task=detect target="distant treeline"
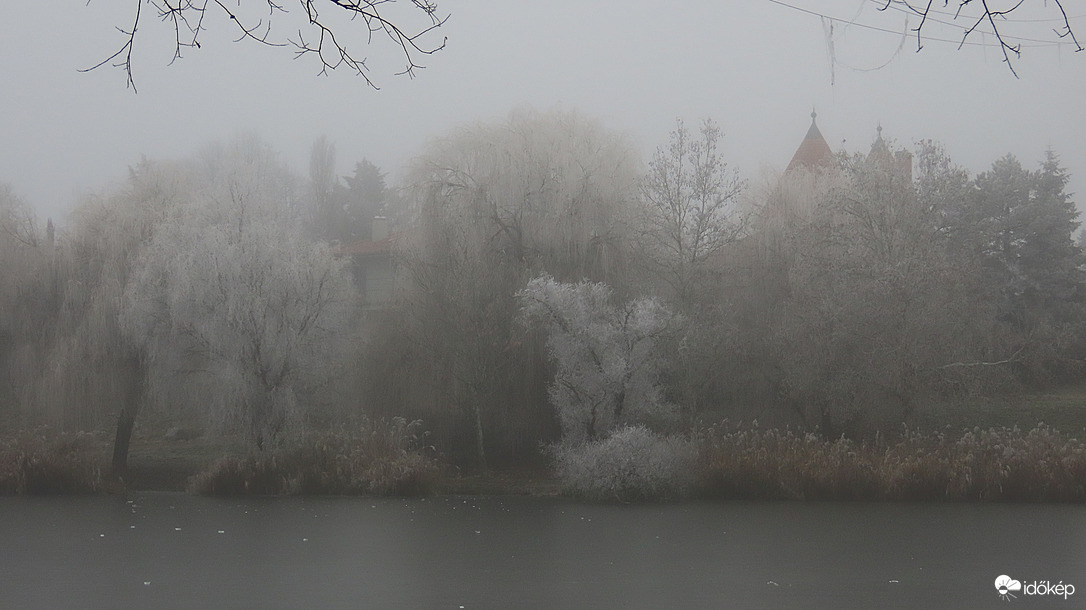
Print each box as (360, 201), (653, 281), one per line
(1, 108), (1083, 469)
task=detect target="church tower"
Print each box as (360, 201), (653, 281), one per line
(786, 111), (835, 173)
(865, 124), (912, 182)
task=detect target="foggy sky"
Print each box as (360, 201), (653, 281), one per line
(2, 1), (1084, 223)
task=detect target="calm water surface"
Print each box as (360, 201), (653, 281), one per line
(1, 493), (1083, 608)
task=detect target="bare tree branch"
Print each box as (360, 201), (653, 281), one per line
(1051, 0), (1083, 50)
(879, 0), (1082, 77)
(85, 0), (447, 91)
(81, 0), (144, 92)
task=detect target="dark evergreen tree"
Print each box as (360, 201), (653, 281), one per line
(970, 153), (1084, 327)
(967, 152), (1086, 383)
(1027, 151), (1086, 315)
(340, 159), (389, 242)
(306, 146), (389, 244)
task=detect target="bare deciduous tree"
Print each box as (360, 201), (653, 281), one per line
(0, 186), (48, 423)
(22, 159), (193, 472)
(640, 118), (745, 306)
(0, 186), (41, 249)
(410, 107), (641, 284)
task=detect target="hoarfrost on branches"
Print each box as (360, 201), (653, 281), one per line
(518, 274), (678, 444)
(120, 138), (357, 448)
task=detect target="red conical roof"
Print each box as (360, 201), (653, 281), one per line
(787, 111), (835, 172)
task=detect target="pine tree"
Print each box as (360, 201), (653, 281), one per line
(971, 153), (1084, 327)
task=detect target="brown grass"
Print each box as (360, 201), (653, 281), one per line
(187, 418), (440, 496)
(696, 423), (1086, 502)
(0, 428), (104, 494)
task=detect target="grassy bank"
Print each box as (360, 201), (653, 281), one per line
(1, 395), (1085, 501)
(911, 385), (1086, 435)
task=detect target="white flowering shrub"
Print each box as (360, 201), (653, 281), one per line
(552, 425), (696, 501)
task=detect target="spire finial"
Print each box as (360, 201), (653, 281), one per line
(876, 123), (883, 138)
(811, 108), (817, 124)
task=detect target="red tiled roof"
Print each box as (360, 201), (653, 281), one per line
(335, 235), (396, 256)
(786, 112), (835, 172)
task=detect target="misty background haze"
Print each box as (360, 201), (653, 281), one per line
(5, 8), (1086, 609)
(2, 1), (1084, 223)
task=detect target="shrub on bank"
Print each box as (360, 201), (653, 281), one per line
(0, 429), (103, 494)
(553, 425), (697, 501)
(188, 418), (440, 496)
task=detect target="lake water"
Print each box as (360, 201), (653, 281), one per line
(1, 493), (1083, 608)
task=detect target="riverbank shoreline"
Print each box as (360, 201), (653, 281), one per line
(119, 457), (564, 497)
(4, 423), (1086, 502)
(113, 433), (562, 497)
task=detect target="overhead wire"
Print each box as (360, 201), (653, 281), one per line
(828, 0), (911, 75)
(764, 0), (1080, 48)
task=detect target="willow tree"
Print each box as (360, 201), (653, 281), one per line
(55, 161), (188, 424)
(395, 107), (643, 464)
(0, 185), (48, 424)
(120, 136), (358, 452)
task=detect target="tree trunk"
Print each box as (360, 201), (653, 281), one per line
(111, 403), (137, 477)
(473, 403), (487, 470)
(111, 355), (144, 478)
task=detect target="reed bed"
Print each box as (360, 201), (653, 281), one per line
(0, 428), (104, 494)
(696, 423), (1086, 502)
(188, 418), (439, 496)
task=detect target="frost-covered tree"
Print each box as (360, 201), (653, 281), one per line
(0, 185), (48, 421)
(0, 159), (195, 471)
(308, 135), (341, 241)
(518, 274), (677, 444)
(121, 137), (357, 450)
